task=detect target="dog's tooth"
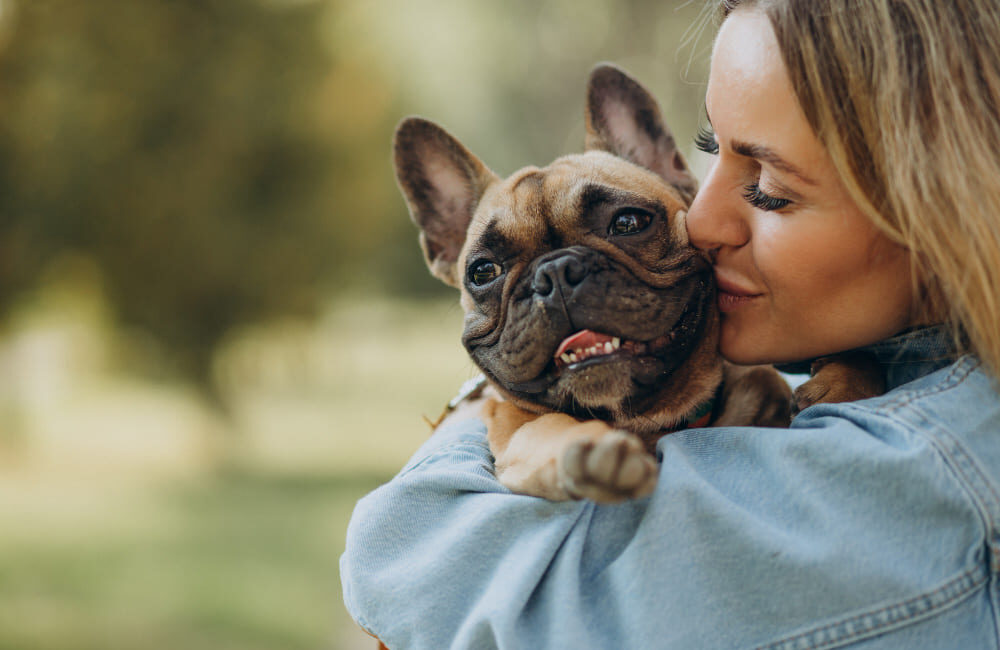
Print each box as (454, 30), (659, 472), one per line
(569, 352), (579, 363)
(561, 353), (572, 364)
(604, 342), (614, 354)
(612, 337), (621, 349)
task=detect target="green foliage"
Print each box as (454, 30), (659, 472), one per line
(0, 0), (711, 393)
(0, 0), (405, 385)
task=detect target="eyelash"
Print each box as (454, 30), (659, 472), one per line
(694, 126), (792, 212)
(693, 126), (719, 155)
(743, 183), (791, 211)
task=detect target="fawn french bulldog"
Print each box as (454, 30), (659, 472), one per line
(393, 64), (879, 502)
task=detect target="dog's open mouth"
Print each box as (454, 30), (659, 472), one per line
(530, 305), (703, 416)
(553, 329), (676, 370)
(500, 278), (712, 405)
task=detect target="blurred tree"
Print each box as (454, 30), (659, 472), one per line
(344, 0), (712, 290)
(0, 0), (713, 403)
(0, 0), (405, 395)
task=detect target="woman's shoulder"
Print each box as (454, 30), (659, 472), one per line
(646, 356), (999, 648)
(788, 354), (1000, 524)
(794, 354), (998, 447)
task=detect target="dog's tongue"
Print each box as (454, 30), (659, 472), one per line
(554, 329), (614, 358)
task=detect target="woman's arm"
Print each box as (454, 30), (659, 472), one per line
(341, 370), (995, 649)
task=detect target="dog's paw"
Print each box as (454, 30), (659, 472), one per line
(559, 430), (658, 503)
(793, 351), (885, 413)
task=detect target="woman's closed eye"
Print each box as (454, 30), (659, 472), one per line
(694, 125), (792, 211)
(743, 182), (791, 211)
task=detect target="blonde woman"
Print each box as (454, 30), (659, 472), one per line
(343, 1), (1000, 647)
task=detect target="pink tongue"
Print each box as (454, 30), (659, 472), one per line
(554, 329), (614, 358)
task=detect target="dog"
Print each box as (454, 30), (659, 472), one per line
(393, 63), (882, 503)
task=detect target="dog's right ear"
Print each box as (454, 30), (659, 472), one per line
(393, 117), (499, 287)
(585, 63), (698, 204)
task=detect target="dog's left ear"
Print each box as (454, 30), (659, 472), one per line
(585, 63), (697, 204)
(393, 117), (499, 287)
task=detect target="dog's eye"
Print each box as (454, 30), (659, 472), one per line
(468, 259), (503, 286)
(609, 210), (652, 236)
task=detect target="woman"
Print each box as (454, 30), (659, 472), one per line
(342, 1), (1000, 647)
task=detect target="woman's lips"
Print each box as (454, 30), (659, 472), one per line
(715, 274), (762, 313)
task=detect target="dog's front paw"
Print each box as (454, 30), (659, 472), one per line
(559, 430), (658, 503)
(793, 351), (885, 413)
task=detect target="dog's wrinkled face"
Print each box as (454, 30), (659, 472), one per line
(459, 153), (716, 423)
(395, 64), (722, 431)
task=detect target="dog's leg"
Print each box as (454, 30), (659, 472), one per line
(483, 399), (658, 503)
(712, 364), (794, 428)
(792, 351), (884, 413)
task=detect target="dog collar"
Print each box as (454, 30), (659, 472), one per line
(679, 398), (715, 430)
(426, 374), (490, 429)
(448, 374), (490, 410)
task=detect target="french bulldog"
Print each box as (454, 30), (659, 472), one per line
(392, 63), (877, 503)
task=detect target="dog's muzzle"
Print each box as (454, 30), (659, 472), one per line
(531, 248), (589, 302)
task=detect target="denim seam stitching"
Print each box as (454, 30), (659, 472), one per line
(862, 370), (999, 555)
(873, 355), (976, 414)
(863, 356), (999, 577)
(923, 428), (1000, 650)
(758, 357), (990, 649)
(754, 566), (988, 650)
(918, 417), (1000, 540)
(874, 356), (1000, 537)
(902, 391), (1000, 649)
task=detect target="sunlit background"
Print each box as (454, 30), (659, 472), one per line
(0, 1), (715, 648)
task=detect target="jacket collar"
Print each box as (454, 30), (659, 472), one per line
(776, 325), (959, 391)
(858, 325), (959, 390)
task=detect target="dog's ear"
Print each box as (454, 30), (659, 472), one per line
(393, 117), (499, 287)
(585, 63), (697, 204)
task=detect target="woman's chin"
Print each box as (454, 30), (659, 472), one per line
(718, 319), (760, 365)
(718, 322), (790, 366)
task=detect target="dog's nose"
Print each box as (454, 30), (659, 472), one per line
(532, 253), (587, 297)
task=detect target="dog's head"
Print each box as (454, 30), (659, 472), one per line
(393, 64), (721, 431)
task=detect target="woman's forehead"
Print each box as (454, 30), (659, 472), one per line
(707, 9), (827, 173)
(707, 9), (786, 118)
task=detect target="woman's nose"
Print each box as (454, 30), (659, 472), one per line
(685, 160), (750, 253)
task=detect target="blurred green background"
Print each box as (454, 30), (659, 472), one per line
(0, 0), (714, 648)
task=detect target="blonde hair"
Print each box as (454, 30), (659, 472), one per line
(718, 0), (1000, 378)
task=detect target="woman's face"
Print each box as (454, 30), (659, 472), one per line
(686, 8), (918, 365)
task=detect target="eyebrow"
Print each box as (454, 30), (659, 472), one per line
(730, 140), (818, 186)
(705, 109), (818, 187)
(472, 219), (520, 262)
(578, 183), (667, 216)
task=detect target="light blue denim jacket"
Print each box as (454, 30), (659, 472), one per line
(342, 328), (1000, 649)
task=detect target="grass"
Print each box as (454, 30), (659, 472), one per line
(0, 471), (385, 650)
(0, 295), (477, 649)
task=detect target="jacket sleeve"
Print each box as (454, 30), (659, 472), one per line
(340, 415), (594, 648)
(341, 398), (995, 650)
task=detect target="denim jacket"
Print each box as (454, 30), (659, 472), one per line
(342, 328), (1000, 649)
